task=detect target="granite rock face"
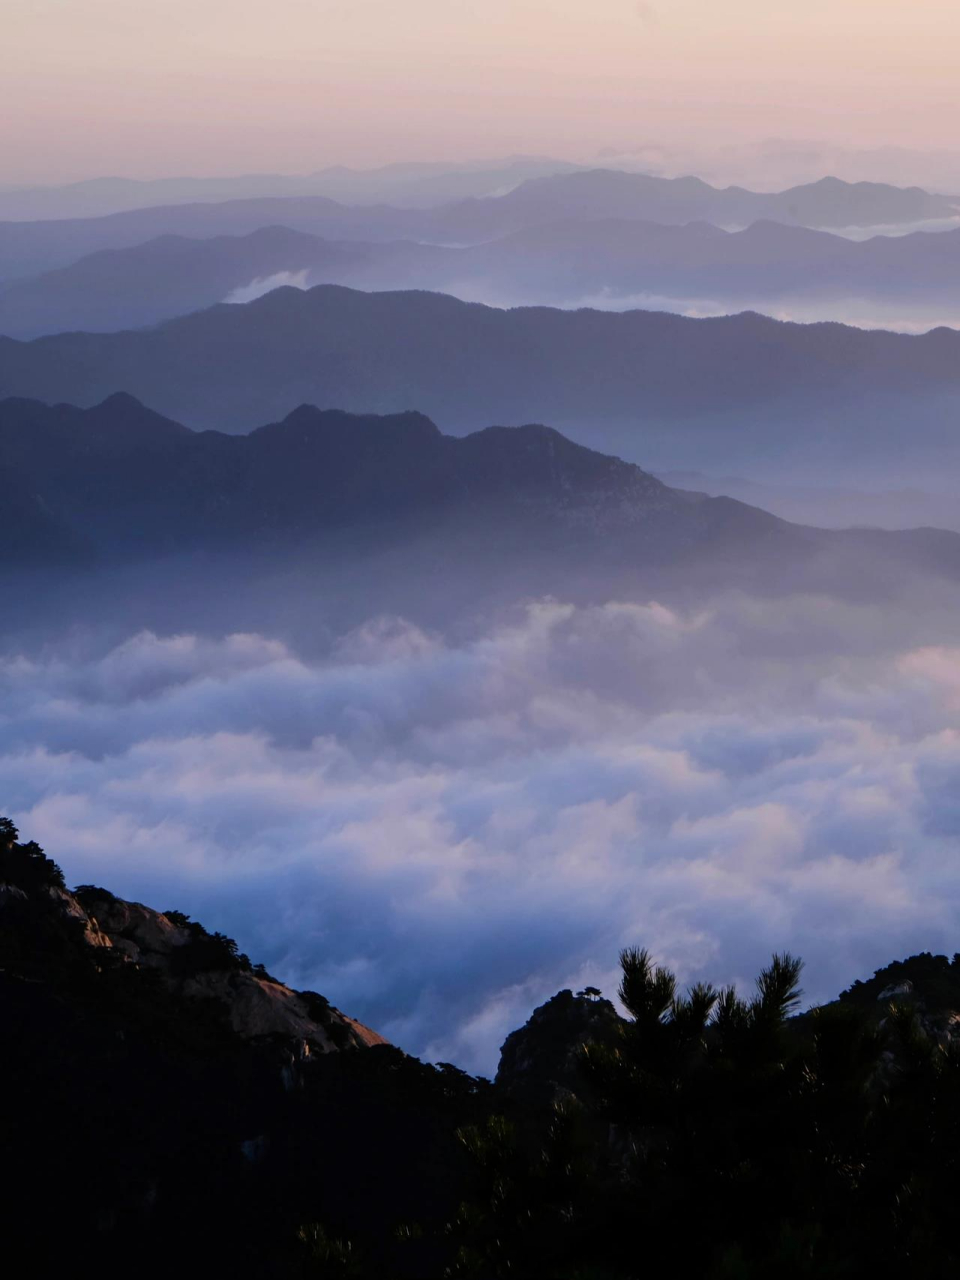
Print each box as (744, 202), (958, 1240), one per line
(79, 885), (387, 1054)
(0, 876), (385, 1061)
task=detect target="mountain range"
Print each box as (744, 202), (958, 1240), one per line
(423, 169), (958, 239)
(6, 218), (960, 338)
(0, 156), (582, 221)
(0, 169), (954, 282)
(5, 395), (960, 610)
(0, 393), (760, 562)
(2, 285), (959, 483)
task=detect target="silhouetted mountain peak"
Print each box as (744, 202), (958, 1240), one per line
(0, 395), (779, 565)
(263, 403), (444, 444)
(95, 389), (168, 417)
(241, 223), (332, 248)
(82, 392), (192, 442)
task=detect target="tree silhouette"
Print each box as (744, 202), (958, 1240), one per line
(0, 818), (66, 891)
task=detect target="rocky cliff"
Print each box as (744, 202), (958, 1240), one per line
(2, 870), (384, 1079)
(66, 884), (385, 1054)
(0, 817), (479, 1277)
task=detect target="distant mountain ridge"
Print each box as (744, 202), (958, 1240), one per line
(426, 169), (958, 242)
(0, 394), (709, 560)
(6, 217), (960, 338)
(0, 226), (398, 336)
(4, 396), (960, 601)
(0, 169), (954, 282)
(0, 156), (583, 221)
(2, 284), (959, 482)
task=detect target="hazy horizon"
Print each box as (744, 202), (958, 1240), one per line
(5, 0), (960, 189)
(5, 144), (960, 194)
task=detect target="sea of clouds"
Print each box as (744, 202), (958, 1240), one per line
(4, 592), (960, 1075)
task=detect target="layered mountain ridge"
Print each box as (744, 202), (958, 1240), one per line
(0, 155), (584, 221)
(0, 394), (701, 561)
(8, 217), (960, 338)
(4, 395), (960, 619)
(0, 168), (953, 282)
(2, 285), (958, 483)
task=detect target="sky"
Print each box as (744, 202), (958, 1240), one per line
(3, 0), (960, 185)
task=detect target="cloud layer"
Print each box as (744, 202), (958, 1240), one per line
(4, 595), (960, 1075)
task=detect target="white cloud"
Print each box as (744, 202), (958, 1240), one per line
(223, 268), (312, 304)
(4, 596), (960, 1075)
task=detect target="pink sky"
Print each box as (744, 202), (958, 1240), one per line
(3, 0), (959, 184)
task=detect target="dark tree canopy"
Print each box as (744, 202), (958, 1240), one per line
(0, 818), (66, 891)
(4, 813), (960, 1278)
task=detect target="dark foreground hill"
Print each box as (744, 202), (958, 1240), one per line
(2, 287), (960, 481)
(5, 814), (960, 1277)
